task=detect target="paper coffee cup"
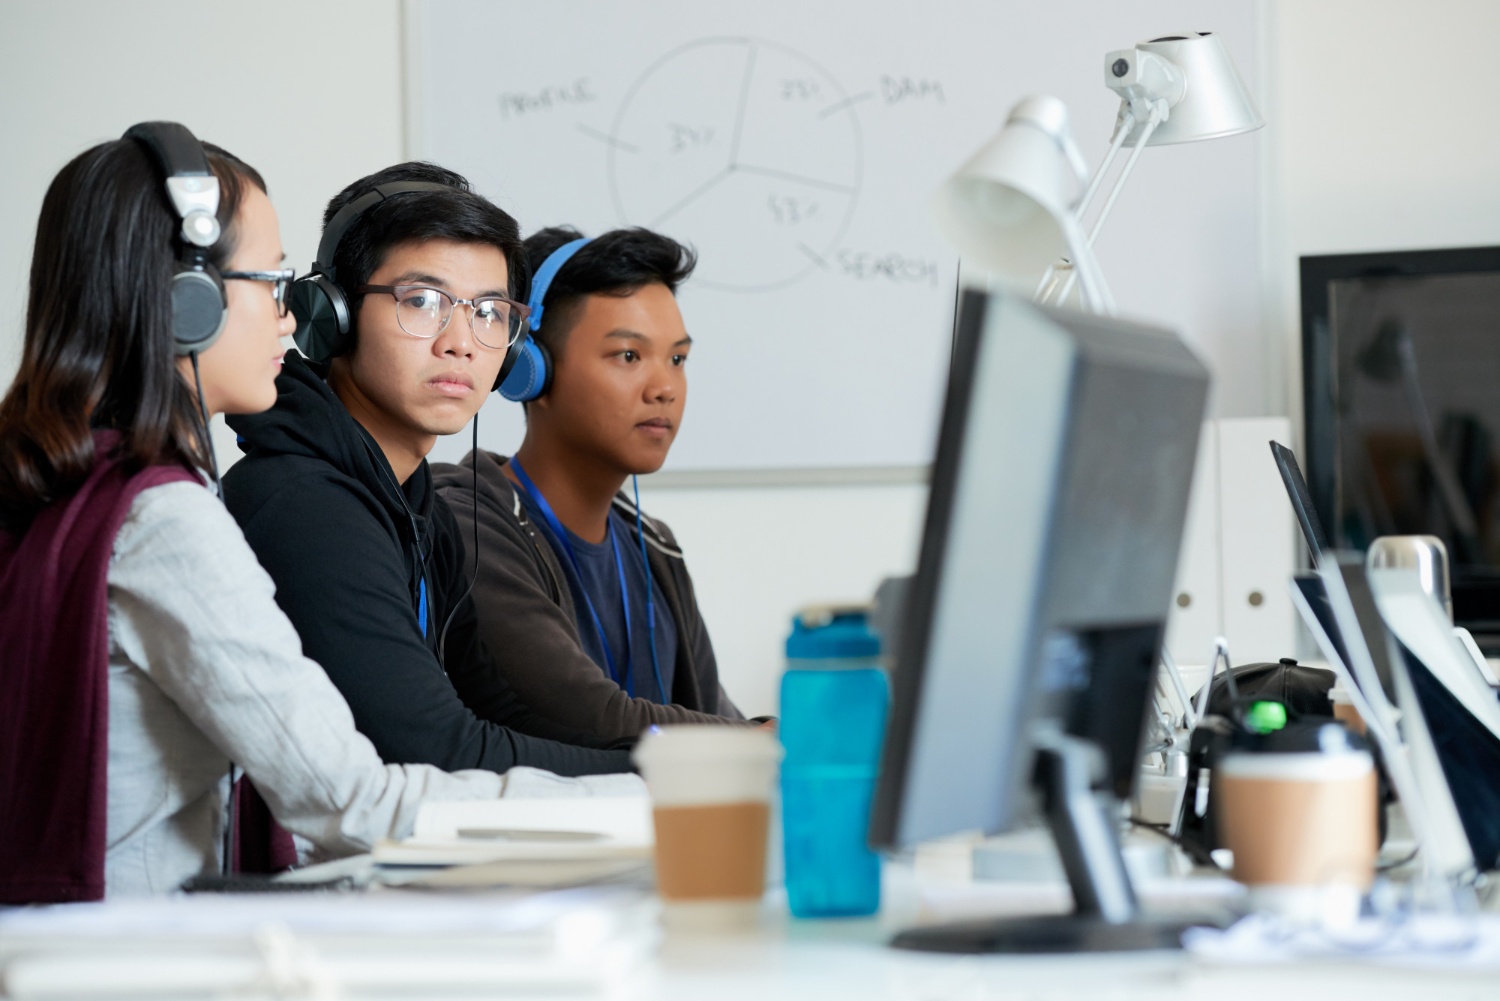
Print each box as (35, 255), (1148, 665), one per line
(1216, 750), (1377, 924)
(632, 726), (782, 929)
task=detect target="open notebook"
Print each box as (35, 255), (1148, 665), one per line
(374, 797), (653, 867)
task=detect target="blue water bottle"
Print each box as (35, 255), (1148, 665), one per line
(780, 606), (890, 918)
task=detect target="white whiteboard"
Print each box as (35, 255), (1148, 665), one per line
(409, 0), (1259, 472)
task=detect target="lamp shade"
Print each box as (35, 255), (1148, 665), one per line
(1112, 32), (1262, 146)
(932, 96), (1087, 287)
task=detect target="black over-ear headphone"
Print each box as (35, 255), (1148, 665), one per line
(288, 181), (452, 364)
(289, 181), (531, 390)
(123, 122), (227, 355)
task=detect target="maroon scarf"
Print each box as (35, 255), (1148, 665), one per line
(0, 431), (196, 902)
(0, 430), (292, 902)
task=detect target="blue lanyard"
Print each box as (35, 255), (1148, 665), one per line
(510, 458), (637, 696)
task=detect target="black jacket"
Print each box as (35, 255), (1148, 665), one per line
(433, 450), (746, 743)
(222, 355), (633, 777)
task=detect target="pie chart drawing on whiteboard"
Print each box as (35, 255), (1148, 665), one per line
(607, 37), (864, 293)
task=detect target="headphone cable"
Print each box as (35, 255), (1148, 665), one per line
(189, 350), (237, 873)
(633, 474), (667, 701)
(437, 416), (481, 663)
(189, 351), (223, 497)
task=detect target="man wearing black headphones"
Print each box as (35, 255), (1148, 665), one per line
(222, 166), (633, 777)
(432, 226), (756, 744)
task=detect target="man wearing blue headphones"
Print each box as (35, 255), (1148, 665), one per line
(221, 168), (633, 777)
(433, 226), (756, 743)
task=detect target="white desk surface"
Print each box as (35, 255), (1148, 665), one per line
(651, 868), (1498, 1001)
(4, 862), (1498, 1000)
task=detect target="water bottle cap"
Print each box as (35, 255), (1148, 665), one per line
(786, 607), (881, 659)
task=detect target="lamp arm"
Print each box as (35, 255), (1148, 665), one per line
(1074, 108), (1135, 222)
(1034, 265), (1069, 303)
(1036, 239), (1114, 315)
(1086, 101), (1164, 246)
(1031, 108), (1135, 304)
(1062, 224), (1115, 314)
(1042, 102), (1164, 310)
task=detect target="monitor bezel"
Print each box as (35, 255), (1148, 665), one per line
(868, 287), (991, 850)
(1299, 245), (1500, 560)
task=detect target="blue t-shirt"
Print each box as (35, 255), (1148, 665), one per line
(519, 494), (678, 703)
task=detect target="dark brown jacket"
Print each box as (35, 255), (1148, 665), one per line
(433, 450), (747, 743)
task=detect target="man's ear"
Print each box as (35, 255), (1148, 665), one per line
(526, 388), (554, 418)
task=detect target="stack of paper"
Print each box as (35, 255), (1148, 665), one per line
(1185, 911), (1500, 970)
(0, 887), (656, 998)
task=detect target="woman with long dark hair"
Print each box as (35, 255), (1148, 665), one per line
(0, 125), (516, 901)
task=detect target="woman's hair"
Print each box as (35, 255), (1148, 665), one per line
(0, 136), (265, 532)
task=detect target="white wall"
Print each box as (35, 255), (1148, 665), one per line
(0, 0), (405, 459)
(0, 1), (407, 341)
(4, 1), (1500, 717)
(643, 483), (928, 716)
(1261, 0), (1500, 425)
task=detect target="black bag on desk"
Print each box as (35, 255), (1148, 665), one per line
(1177, 659), (1342, 867)
(1193, 658), (1336, 721)
(1175, 717), (1234, 867)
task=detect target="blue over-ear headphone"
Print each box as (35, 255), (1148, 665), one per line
(500, 234), (670, 699)
(498, 237), (591, 402)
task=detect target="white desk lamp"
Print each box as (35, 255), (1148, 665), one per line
(933, 33), (1262, 743)
(935, 31), (1263, 314)
(932, 95), (1115, 312)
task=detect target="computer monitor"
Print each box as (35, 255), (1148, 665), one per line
(1300, 247), (1500, 649)
(870, 290), (1210, 953)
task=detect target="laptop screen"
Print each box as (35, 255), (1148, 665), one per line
(1271, 440), (1331, 560)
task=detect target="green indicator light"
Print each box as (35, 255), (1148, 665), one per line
(1246, 700), (1288, 734)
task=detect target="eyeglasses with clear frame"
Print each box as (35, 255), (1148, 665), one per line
(222, 268), (296, 318)
(357, 284), (530, 351)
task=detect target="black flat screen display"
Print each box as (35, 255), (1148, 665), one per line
(1302, 248), (1500, 648)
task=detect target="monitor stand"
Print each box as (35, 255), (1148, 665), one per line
(890, 736), (1227, 954)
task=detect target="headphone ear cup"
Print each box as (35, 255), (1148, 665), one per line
(497, 337), (552, 402)
(289, 274), (351, 363)
(494, 333), (524, 391)
(170, 266), (227, 355)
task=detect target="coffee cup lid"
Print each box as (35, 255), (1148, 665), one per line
(632, 725), (783, 768)
(1232, 719), (1370, 755)
(1219, 748), (1373, 780)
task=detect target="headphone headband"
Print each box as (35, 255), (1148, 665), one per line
(497, 236), (591, 403)
(292, 179), (480, 364)
(122, 121), (227, 355)
(312, 181), (455, 282)
(527, 238), (592, 331)
(123, 121), (222, 251)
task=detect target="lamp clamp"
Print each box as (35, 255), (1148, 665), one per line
(1103, 48), (1186, 130)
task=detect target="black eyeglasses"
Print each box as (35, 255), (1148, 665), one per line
(357, 284), (530, 351)
(222, 268), (296, 318)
